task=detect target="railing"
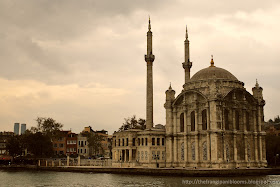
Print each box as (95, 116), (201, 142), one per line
(38, 158), (112, 167)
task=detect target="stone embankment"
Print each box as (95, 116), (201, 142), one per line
(1, 165), (280, 177)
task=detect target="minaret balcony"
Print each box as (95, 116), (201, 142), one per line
(145, 54), (155, 63)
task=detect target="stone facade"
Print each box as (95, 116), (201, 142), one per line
(112, 20), (267, 168)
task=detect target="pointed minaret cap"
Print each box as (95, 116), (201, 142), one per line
(169, 82), (172, 90)
(255, 79), (259, 88)
(210, 55), (215, 67)
(185, 25), (188, 39)
(148, 16), (151, 31)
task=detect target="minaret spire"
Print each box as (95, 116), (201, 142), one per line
(148, 16), (151, 31)
(145, 17), (155, 129)
(255, 79), (259, 88)
(182, 25), (192, 85)
(210, 55), (215, 67)
(185, 25), (188, 39)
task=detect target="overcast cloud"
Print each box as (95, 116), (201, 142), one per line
(0, 0), (279, 134)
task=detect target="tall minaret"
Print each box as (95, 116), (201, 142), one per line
(145, 17), (155, 129)
(182, 25), (192, 83)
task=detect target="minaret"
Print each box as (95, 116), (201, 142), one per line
(145, 17), (155, 129)
(164, 83), (175, 135)
(252, 79), (263, 102)
(182, 25), (192, 84)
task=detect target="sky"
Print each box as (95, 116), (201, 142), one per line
(0, 0), (279, 134)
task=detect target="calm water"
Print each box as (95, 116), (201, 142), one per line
(1, 170), (280, 187)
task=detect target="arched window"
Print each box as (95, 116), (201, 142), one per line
(180, 113), (184, 132)
(181, 142), (184, 161)
(202, 141), (207, 160)
(202, 109), (207, 130)
(246, 112), (250, 131)
(235, 111), (240, 130)
(225, 109), (229, 130)
(191, 142), (195, 160)
(247, 141), (251, 161)
(226, 143), (230, 161)
(191, 111), (195, 131)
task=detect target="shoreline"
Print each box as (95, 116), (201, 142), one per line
(1, 165), (280, 177)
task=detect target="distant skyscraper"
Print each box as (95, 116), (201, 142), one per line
(21, 124), (26, 134)
(14, 123), (19, 135)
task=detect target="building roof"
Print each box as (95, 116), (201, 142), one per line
(191, 66), (238, 82)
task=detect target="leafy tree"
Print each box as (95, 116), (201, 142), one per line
(266, 134), (280, 166)
(267, 115), (280, 123)
(22, 117), (63, 158)
(274, 115), (280, 123)
(138, 118), (146, 129)
(118, 115), (146, 131)
(22, 132), (53, 158)
(87, 133), (104, 157)
(6, 135), (23, 158)
(31, 117), (63, 138)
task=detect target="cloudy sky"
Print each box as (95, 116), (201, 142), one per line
(0, 0), (279, 134)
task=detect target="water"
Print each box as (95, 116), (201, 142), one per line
(0, 170), (280, 187)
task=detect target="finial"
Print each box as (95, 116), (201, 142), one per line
(210, 55), (215, 67)
(148, 16), (151, 31)
(185, 25), (188, 39)
(169, 82), (172, 90)
(255, 79), (259, 88)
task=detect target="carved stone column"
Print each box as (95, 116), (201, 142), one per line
(244, 135), (248, 162)
(129, 149), (132, 162)
(254, 134), (258, 162)
(233, 134), (237, 162)
(174, 136), (178, 164)
(259, 136), (263, 161)
(195, 110), (199, 163)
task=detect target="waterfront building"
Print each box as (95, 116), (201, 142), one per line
(66, 132), (77, 156)
(77, 133), (89, 157)
(52, 130), (69, 155)
(0, 132), (14, 155)
(14, 123), (19, 135)
(112, 19), (267, 168)
(95, 130), (111, 158)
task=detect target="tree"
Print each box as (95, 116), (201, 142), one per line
(31, 117), (63, 138)
(87, 133), (104, 157)
(266, 134), (280, 166)
(6, 135), (23, 158)
(267, 115), (280, 123)
(22, 132), (53, 158)
(22, 117), (63, 158)
(118, 115), (146, 131)
(274, 115), (280, 123)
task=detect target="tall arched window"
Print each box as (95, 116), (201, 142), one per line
(191, 142), (195, 160)
(246, 112), (250, 131)
(235, 111), (240, 130)
(181, 142), (184, 161)
(202, 141), (207, 160)
(226, 143), (230, 161)
(202, 109), (207, 130)
(247, 141), (251, 161)
(225, 109), (229, 130)
(191, 111), (195, 131)
(180, 113), (184, 132)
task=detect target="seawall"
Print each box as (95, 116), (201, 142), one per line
(1, 165), (280, 177)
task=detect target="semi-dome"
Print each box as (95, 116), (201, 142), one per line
(191, 66), (238, 81)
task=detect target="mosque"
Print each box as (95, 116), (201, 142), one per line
(112, 19), (267, 168)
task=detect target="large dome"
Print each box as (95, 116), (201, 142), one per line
(191, 66), (238, 81)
